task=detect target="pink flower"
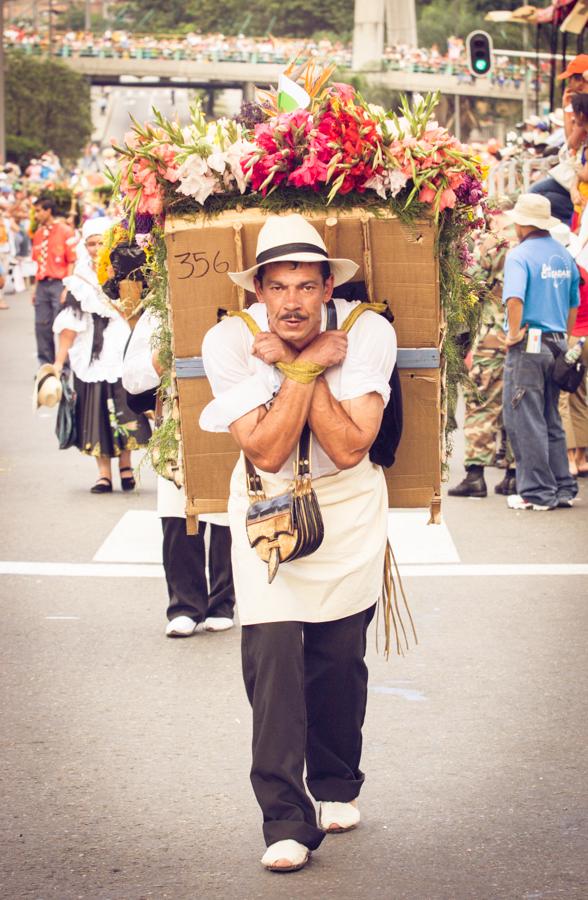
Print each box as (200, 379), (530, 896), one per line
(439, 188), (457, 210)
(418, 186), (436, 204)
(330, 83), (356, 103)
(287, 154), (329, 189)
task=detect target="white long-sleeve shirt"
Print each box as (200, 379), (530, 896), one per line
(200, 298), (397, 482)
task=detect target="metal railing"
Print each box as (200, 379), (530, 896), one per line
(486, 156), (555, 197)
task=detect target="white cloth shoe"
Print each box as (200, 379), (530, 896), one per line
(204, 617), (234, 632)
(165, 616), (198, 637)
(261, 839), (310, 872)
(507, 494), (553, 511)
(319, 800), (360, 833)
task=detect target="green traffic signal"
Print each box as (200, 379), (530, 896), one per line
(466, 30), (493, 78)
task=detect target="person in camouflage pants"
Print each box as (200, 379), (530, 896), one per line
(449, 219), (517, 498)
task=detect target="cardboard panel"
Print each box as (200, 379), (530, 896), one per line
(384, 369), (441, 509)
(165, 209), (442, 514)
(176, 368), (441, 514)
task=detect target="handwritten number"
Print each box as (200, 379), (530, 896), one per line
(174, 251), (194, 279)
(213, 251), (229, 274)
(174, 250), (230, 278)
(192, 252), (210, 278)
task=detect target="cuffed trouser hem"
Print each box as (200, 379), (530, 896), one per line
(306, 774), (364, 803)
(262, 819), (325, 850)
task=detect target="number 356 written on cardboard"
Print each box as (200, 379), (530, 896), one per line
(173, 250), (230, 279)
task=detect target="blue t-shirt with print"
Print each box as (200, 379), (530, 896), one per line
(502, 235), (580, 332)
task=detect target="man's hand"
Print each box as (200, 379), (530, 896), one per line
(297, 330), (348, 368)
(30, 289), (36, 306)
(505, 325), (528, 348)
(60, 287), (67, 305)
(251, 332), (297, 366)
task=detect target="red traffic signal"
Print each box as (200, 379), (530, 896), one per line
(466, 30), (493, 77)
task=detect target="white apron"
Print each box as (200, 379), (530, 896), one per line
(228, 453), (388, 625)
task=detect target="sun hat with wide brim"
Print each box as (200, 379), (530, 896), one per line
(228, 214), (359, 293)
(33, 364), (62, 411)
(504, 193), (560, 230)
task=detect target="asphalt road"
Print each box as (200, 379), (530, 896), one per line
(1, 289), (587, 900)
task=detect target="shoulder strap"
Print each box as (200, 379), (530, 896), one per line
(226, 309), (261, 336)
(326, 298), (337, 331)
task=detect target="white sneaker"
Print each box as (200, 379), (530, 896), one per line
(165, 616), (198, 637)
(261, 839), (310, 872)
(507, 494), (553, 511)
(204, 617), (234, 632)
(318, 799), (360, 833)
(558, 497), (576, 508)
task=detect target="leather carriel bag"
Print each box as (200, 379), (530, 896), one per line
(245, 424), (324, 584)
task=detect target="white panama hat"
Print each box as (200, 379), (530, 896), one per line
(504, 193), (560, 230)
(228, 214), (359, 293)
(33, 364), (62, 411)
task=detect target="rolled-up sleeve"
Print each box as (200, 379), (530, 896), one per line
(338, 311), (397, 406)
(200, 318), (275, 432)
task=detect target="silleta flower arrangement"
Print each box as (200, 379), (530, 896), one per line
(108, 67), (487, 478)
(110, 73), (485, 234)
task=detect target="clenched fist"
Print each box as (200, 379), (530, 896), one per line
(298, 330), (348, 368)
(252, 331), (297, 366)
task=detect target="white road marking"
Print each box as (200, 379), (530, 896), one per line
(93, 510), (162, 563)
(93, 509), (460, 565)
(1, 562), (587, 578)
(388, 510), (460, 563)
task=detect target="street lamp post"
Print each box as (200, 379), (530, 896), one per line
(0, 0), (5, 164)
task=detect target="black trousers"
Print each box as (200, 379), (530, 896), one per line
(241, 604), (376, 849)
(161, 518), (235, 623)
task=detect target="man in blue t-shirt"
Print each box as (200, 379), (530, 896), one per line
(502, 193), (579, 510)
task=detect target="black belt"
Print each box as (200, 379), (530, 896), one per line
(39, 277), (62, 283)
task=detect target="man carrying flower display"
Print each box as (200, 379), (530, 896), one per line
(200, 213), (397, 873)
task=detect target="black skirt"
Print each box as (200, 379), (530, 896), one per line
(73, 375), (152, 458)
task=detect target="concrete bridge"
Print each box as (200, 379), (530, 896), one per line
(61, 55), (539, 107)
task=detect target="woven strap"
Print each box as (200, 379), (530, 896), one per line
(226, 301), (387, 384)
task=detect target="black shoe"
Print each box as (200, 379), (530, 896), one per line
(495, 469), (517, 496)
(119, 467), (136, 492)
(448, 467), (487, 498)
(91, 477), (112, 494)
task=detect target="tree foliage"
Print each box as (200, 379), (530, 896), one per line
(123, 0), (355, 39)
(117, 0), (534, 47)
(6, 52), (92, 167)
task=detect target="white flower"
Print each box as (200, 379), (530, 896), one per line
(175, 155), (219, 204)
(207, 149), (227, 174)
(364, 173), (388, 200)
(224, 139), (256, 193)
(388, 168), (409, 197)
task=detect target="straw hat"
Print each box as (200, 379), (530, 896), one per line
(228, 214), (359, 293)
(504, 194), (560, 230)
(33, 364), (62, 411)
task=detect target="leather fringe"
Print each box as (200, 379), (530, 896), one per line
(378, 539), (418, 659)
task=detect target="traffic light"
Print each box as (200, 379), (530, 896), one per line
(466, 31), (493, 77)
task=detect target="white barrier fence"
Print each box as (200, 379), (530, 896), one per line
(486, 157), (555, 197)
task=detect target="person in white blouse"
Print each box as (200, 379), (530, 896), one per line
(200, 214), (397, 873)
(53, 218), (151, 493)
(122, 310), (235, 638)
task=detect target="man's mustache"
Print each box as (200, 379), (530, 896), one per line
(279, 312), (308, 321)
